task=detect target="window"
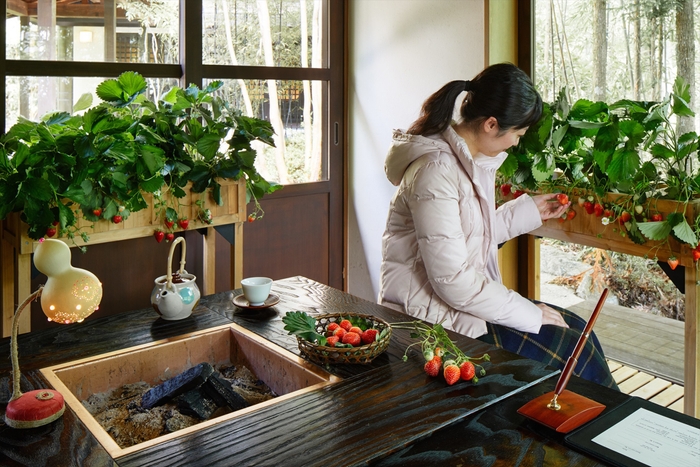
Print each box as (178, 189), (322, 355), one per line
(3, 0), (333, 185)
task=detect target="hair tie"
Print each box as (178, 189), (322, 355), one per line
(464, 80), (472, 92)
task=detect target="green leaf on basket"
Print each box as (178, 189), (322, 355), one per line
(282, 311), (327, 345)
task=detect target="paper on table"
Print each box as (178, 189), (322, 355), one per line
(592, 407), (700, 467)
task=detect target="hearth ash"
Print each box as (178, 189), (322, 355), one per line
(81, 362), (277, 448)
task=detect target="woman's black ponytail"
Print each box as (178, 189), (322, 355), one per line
(407, 63), (542, 136)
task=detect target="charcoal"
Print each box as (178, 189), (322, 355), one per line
(203, 372), (250, 411)
(175, 388), (218, 420)
(141, 362), (214, 409)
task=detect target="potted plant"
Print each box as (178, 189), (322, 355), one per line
(498, 77), (700, 264)
(0, 71), (281, 245)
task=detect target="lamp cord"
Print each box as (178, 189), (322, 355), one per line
(10, 287), (43, 402)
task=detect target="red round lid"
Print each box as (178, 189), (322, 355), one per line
(5, 389), (66, 429)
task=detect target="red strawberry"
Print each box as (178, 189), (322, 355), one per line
(333, 328), (346, 339)
(177, 218), (189, 229)
(693, 250), (700, 262)
(164, 220), (175, 229)
(112, 215), (123, 224)
(154, 230), (165, 243)
(619, 211), (632, 223)
(361, 328), (379, 345)
(443, 364), (461, 385)
(499, 183), (511, 197)
(513, 189), (525, 198)
(92, 208), (102, 216)
(247, 214), (256, 223)
(341, 331), (361, 346)
(668, 257), (679, 270)
(165, 233), (175, 242)
(460, 361), (476, 381)
(326, 336), (339, 347)
(46, 227), (57, 237)
(424, 356), (442, 377)
(566, 210), (576, 220)
(593, 203), (604, 217)
(603, 209), (613, 218)
(556, 193), (569, 205)
(651, 213), (663, 222)
(583, 201), (595, 214)
(327, 322), (340, 332)
(349, 326), (363, 335)
(339, 319), (352, 331)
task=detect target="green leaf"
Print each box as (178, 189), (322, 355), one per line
(118, 71), (147, 98)
(606, 148), (640, 183)
(197, 134), (223, 160)
(672, 219), (697, 245)
(498, 153), (519, 179)
(140, 175), (165, 193)
(73, 93), (93, 113)
(281, 311), (327, 345)
(672, 76), (695, 117)
(552, 123), (569, 148)
(96, 79), (125, 104)
(638, 221), (672, 241)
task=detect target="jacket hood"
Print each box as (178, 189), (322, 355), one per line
(384, 130), (450, 186)
(385, 128), (508, 186)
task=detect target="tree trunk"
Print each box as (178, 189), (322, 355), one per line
(593, 0), (608, 102)
(257, 0), (289, 184)
(300, 0), (314, 180)
(675, 0), (696, 135)
(633, 0), (642, 99)
(309, 0), (324, 181)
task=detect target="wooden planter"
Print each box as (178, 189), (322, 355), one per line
(0, 179), (246, 337)
(531, 193), (700, 267)
(525, 191), (700, 417)
(2, 179), (246, 255)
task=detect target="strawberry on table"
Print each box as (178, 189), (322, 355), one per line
(339, 319), (352, 331)
(327, 322), (340, 332)
(349, 326), (363, 334)
(443, 362), (461, 385)
(424, 356), (442, 377)
(326, 336), (339, 347)
(460, 361), (476, 381)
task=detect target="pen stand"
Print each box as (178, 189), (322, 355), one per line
(518, 389), (606, 433)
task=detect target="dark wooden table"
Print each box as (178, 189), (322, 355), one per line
(0, 276), (624, 466)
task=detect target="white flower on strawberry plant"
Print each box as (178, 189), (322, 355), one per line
(602, 217), (610, 225)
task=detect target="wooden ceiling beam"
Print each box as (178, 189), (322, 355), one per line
(10, 3), (128, 19)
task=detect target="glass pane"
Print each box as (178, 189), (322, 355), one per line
(207, 78), (327, 184)
(5, 76), (180, 132)
(203, 0), (327, 68)
(5, 1), (179, 63)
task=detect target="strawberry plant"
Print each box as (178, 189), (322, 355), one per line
(498, 77), (700, 255)
(0, 71), (281, 242)
(392, 320), (489, 384)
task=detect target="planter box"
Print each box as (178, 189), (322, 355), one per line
(531, 192), (700, 267)
(2, 178), (246, 255)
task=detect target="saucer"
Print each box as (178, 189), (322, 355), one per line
(233, 294), (280, 309)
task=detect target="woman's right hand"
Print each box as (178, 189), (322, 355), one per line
(537, 303), (569, 328)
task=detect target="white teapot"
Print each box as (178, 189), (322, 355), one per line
(150, 237), (200, 320)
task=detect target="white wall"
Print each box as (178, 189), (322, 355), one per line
(347, 0), (486, 302)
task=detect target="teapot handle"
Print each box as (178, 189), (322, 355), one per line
(166, 236), (187, 289)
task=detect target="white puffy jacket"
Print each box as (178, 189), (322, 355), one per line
(378, 126), (545, 338)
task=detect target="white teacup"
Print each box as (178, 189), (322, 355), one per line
(241, 277), (273, 306)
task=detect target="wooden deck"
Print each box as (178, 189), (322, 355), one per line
(609, 359), (685, 412)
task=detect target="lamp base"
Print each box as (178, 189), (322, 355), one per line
(5, 389), (65, 429)
(517, 389), (605, 433)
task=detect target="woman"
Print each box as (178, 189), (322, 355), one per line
(378, 63), (617, 389)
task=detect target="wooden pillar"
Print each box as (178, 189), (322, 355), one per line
(104, 0), (117, 62)
(684, 246), (699, 417)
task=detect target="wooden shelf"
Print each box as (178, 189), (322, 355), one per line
(0, 179), (246, 338)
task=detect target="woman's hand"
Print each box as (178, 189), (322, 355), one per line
(537, 303), (569, 328)
(532, 193), (570, 221)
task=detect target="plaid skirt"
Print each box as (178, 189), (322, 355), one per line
(477, 301), (619, 390)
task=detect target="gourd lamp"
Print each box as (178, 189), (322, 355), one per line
(5, 239), (102, 428)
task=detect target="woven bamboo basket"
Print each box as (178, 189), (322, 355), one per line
(296, 313), (392, 364)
